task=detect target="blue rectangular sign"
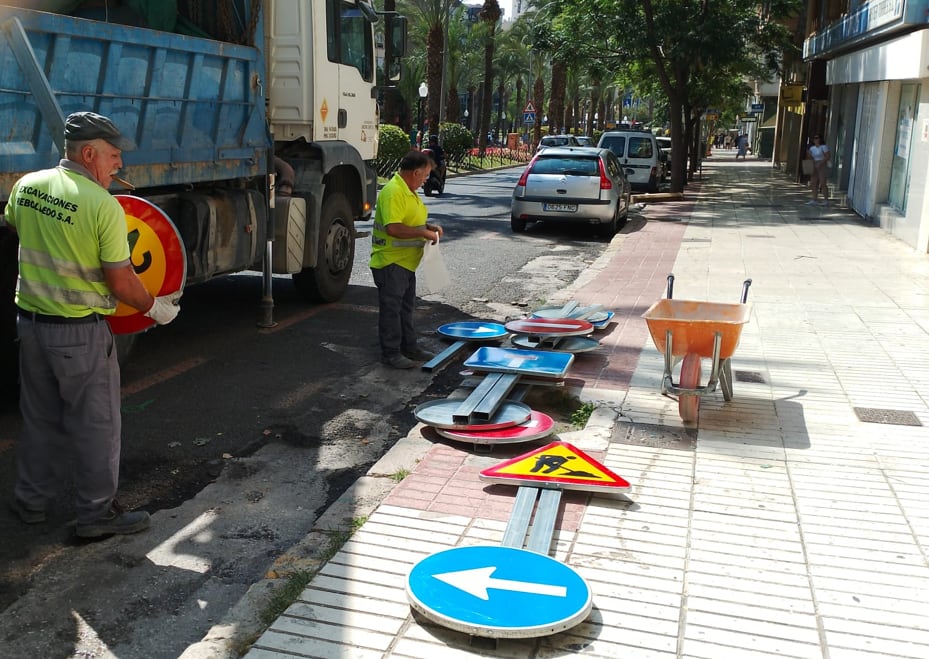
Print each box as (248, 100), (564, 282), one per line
(464, 347), (573, 379)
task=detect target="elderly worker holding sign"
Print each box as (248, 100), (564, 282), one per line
(5, 111), (180, 538)
(370, 150), (443, 369)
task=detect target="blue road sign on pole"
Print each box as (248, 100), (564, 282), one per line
(407, 545), (592, 638)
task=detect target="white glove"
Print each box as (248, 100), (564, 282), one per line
(145, 293), (181, 325)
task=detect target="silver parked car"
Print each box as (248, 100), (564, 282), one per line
(511, 147), (632, 236)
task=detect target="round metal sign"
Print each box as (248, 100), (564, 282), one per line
(437, 321), (507, 341)
(414, 399), (532, 430)
(407, 545), (592, 638)
(505, 318), (594, 337)
(436, 410), (555, 444)
(107, 196), (186, 335)
(511, 335), (600, 354)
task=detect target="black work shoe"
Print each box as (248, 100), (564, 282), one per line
(9, 498), (46, 524)
(76, 501), (150, 538)
(382, 354), (417, 369)
(402, 347), (435, 362)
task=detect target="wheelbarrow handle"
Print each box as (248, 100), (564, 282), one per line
(741, 278), (752, 304)
(666, 273), (675, 299)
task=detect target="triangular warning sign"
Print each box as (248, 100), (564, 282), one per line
(480, 441), (630, 493)
(524, 101), (536, 114)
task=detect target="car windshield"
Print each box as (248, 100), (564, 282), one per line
(542, 137), (572, 147)
(532, 156), (599, 176)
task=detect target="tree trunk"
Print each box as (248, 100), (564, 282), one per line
(532, 75), (544, 146)
(548, 60), (566, 134)
(478, 1), (501, 154)
(426, 23), (444, 137)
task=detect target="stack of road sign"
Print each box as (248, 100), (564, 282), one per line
(506, 316), (598, 353)
(507, 301), (615, 353)
(414, 343), (569, 446)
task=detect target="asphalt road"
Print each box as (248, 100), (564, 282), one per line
(0, 166), (618, 658)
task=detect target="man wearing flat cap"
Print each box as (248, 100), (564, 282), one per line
(5, 111), (180, 538)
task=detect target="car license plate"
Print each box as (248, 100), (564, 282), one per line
(543, 202), (577, 212)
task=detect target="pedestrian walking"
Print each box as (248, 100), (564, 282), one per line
(370, 150), (443, 369)
(805, 133), (831, 206)
(5, 111), (181, 538)
(735, 133), (749, 160)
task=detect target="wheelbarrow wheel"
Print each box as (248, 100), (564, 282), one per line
(679, 352), (701, 422)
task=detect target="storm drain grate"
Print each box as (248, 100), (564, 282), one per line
(683, 238), (711, 243)
(735, 370), (766, 384)
(854, 407), (922, 426)
(611, 422), (696, 451)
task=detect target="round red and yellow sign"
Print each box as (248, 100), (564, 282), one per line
(106, 195), (186, 335)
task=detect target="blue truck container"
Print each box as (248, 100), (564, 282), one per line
(0, 1), (404, 401)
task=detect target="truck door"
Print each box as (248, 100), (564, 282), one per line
(332, 1), (378, 160)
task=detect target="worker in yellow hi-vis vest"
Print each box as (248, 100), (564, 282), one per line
(370, 150), (443, 369)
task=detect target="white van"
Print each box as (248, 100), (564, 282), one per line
(597, 130), (661, 191)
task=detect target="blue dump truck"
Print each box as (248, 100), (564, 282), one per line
(0, 1), (406, 398)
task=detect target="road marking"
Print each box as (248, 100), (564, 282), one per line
(121, 356), (208, 397)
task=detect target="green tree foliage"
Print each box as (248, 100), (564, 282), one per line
(546, 0), (801, 191)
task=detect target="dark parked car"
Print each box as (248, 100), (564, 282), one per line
(511, 147), (632, 237)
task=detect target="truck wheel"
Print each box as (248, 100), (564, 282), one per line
(293, 193), (355, 303)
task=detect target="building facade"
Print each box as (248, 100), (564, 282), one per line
(805, 0), (929, 251)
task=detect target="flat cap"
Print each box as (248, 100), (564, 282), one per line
(64, 111), (136, 151)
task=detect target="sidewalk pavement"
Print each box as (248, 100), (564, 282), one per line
(194, 155), (929, 658)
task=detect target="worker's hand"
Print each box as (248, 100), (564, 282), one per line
(426, 224), (443, 243)
(145, 292), (182, 325)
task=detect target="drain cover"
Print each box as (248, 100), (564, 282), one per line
(611, 422), (696, 451)
(735, 370), (766, 383)
(854, 407), (922, 426)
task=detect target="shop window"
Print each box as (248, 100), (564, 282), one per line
(888, 83), (919, 213)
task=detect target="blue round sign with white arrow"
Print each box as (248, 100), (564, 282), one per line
(437, 321), (507, 341)
(406, 545), (592, 638)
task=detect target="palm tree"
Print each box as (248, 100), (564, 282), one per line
(477, 1), (501, 153)
(403, 1), (448, 136)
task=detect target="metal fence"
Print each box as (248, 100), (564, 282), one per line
(373, 146), (533, 179)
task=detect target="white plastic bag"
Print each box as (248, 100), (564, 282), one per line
(418, 239), (451, 294)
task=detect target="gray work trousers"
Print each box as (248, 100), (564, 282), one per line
(14, 315), (121, 523)
(371, 264), (418, 358)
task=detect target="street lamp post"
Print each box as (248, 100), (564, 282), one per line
(463, 108), (469, 128)
(417, 82), (428, 144)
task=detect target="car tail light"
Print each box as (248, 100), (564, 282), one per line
(514, 157), (537, 196)
(598, 159), (613, 190)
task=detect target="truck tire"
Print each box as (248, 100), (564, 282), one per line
(293, 192), (355, 303)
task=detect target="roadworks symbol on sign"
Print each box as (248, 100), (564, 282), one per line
(479, 441), (630, 493)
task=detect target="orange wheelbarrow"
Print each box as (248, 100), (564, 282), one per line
(642, 274), (752, 422)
